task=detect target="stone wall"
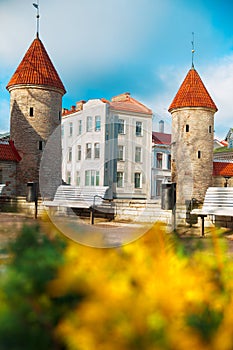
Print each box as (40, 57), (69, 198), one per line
(9, 86), (63, 197)
(0, 161), (17, 197)
(171, 107), (215, 205)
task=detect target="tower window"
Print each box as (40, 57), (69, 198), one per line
(209, 126), (212, 133)
(186, 124), (189, 132)
(29, 107), (34, 117)
(59, 111), (61, 121)
(38, 141), (45, 151)
(198, 150), (201, 159)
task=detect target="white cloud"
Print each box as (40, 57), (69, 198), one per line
(0, 98), (10, 133)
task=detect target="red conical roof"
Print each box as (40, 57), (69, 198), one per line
(168, 68), (217, 112)
(6, 37), (66, 94)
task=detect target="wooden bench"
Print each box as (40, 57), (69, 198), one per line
(191, 187), (233, 236)
(43, 185), (112, 224)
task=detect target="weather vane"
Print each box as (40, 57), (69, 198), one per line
(33, 1), (40, 38)
(191, 32), (195, 68)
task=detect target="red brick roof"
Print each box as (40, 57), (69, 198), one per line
(0, 141), (21, 162)
(213, 162), (233, 177)
(152, 131), (171, 145)
(109, 93), (152, 115)
(168, 68), (217, 112)
(6, 37), (66, 94)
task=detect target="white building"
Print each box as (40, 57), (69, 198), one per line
(62, 92), (152, 199)
(151, 121), (171, 198)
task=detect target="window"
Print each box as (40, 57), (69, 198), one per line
(117, 172), (124, 187)
(78, 120), (82, 135)
(76, 171), (80, 186)
(67, 171), (71, 185)
(134, 173), (142, 188)
(186, 124), (189, 132)
(61, 125), (64, 138)
(167, 154), (171, 169)
(209, 125), (212, 133)
(117, 145), (124, 161)
(29, 107), (34, 117)
(38, 140), (45, 151)
(69, 122), (73, 136)
(135, 147), (142, 163)
(136, 121), (142, 136)
(59, 111), (61, 121)
(156, 180), (162, 197)
(198, 150), (201, 159)
(77, 145), (81, 161)
(85, 170), (100, 186)
(156, 153), (163, 168)
(94, 143), (100, 159)
(0, 169), (2, 183)
(68, 147), (72, 162)
(118, 119), (125, 134)
(95, 116), (101, 131)
(86, 116), (92, 132)
(86, 143), (92, 159)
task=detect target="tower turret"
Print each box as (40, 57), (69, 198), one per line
(6, 36), (66, 196)
(168, 67), (217, 206)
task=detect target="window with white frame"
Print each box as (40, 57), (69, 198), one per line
(76, 171), (80, 186)
(68, 147), (72, 162)
(78, 120), (82, 135)
(69, 122), (73, 136)
(95, 116), (101, 131)
(67, 171), (71, 185)
(85, 170), (100, 186)
(117, 172), (124, 187)
(118, 119), (125, 134)
(117, 145), (124, 161)
(167, 154), (171, 169)
(77, 145), (81, 161)
(135, 147), (142, 163)
(86, 143), (92, 159)
(134, 172), (142, 188)
(156, 153), (163, 168)
(86, 116), (92, 132)
(136, 121), (142, 136)
(94, 143), (100, 159)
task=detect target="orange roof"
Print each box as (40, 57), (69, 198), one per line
(6, 37), (66, 94)
(168, 68), (217, 112)
(0, 140), (21, 162)
(109, 92), (152, 115)
(213, 162), (233, 177)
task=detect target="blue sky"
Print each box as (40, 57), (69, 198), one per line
(0, 0), (233, 139)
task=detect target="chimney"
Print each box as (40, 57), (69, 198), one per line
(159, 120), (164, 133)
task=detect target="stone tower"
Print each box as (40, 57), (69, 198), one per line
(6, 35), (66, 197)
(168, 66), (218, 206)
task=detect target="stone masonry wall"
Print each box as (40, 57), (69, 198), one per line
(9, 86), (63, 197)
(171, 107), (215, 205)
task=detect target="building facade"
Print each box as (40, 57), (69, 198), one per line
(151, 127), (171, 198)
(62, 92), (153, 199)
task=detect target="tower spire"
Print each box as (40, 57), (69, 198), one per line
(33, 1), (40, 38)
(191, 32), (195, 68)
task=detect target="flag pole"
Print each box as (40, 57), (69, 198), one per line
(33, 0), (40, 38)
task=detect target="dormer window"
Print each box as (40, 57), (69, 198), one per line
(29, 107), (34, 117)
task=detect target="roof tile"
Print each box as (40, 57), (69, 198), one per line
(6, 37), (66, 94)
(168, 68), (217, 112)
(213, 162), (233, 177)
(0, 141), (21, 162)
